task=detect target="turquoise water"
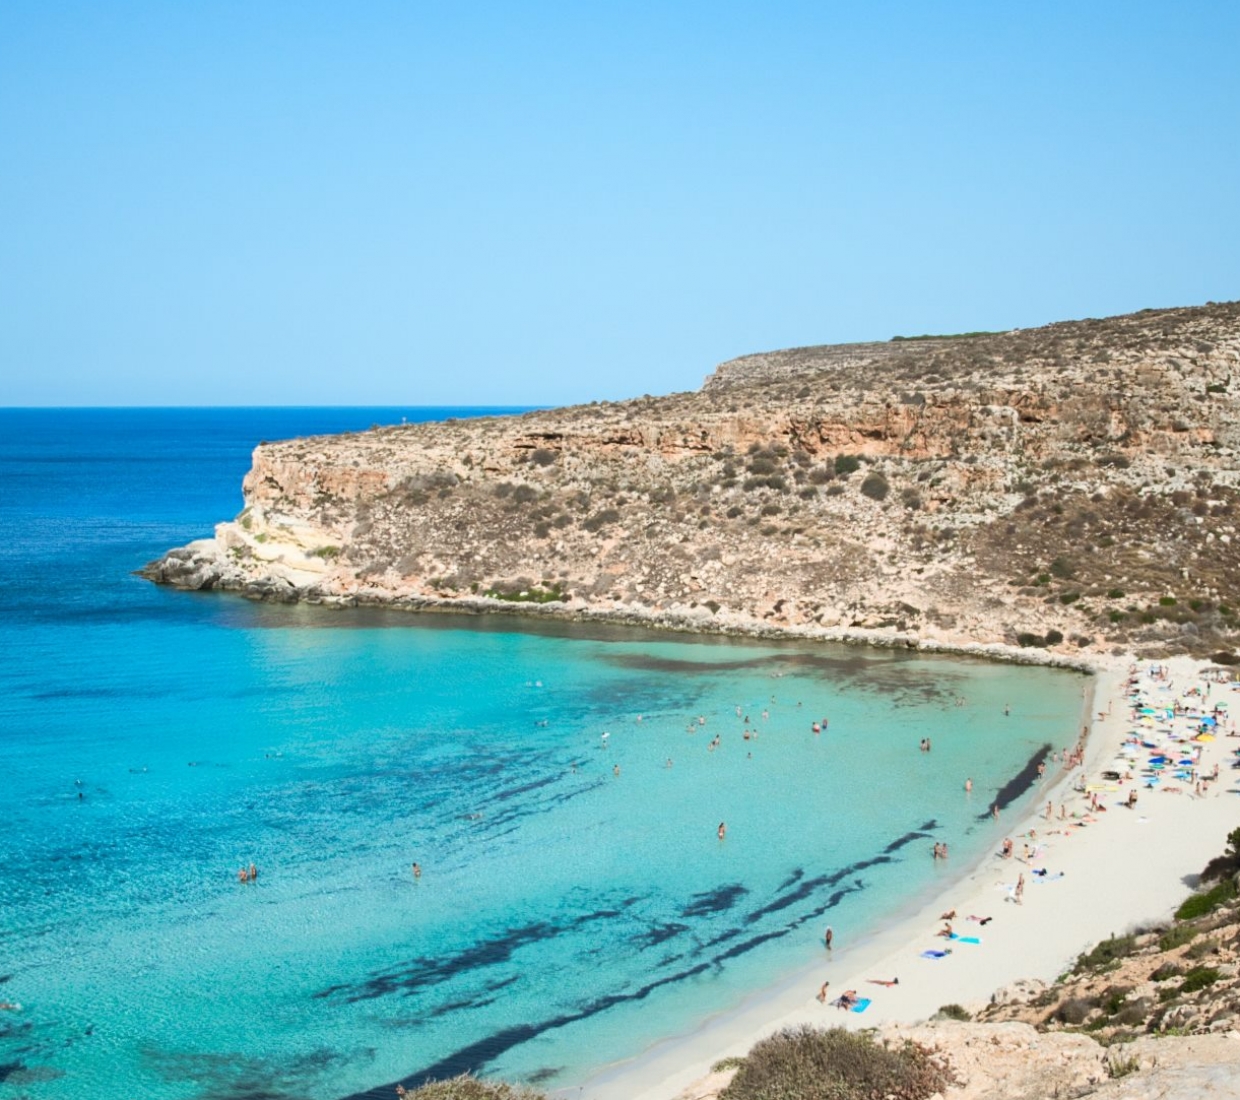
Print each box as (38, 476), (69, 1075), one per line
(0, 410), (1087, 1099)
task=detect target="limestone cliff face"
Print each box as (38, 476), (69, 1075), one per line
(142, 300), (1240, 658)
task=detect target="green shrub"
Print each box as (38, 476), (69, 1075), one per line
(1158, 925), (1199, 952)
(1179, 966), (1220, 994)
(935, 1003), (971, 1021)
(720, 1025), (953, 1100)
(1159, 595), (1177, 607)
(1074, 934), (1136, 974)
(1174, 879), (1237, 921)
(1060, 592), (1080, 605)
(512, 485), (538, 504)
(1049, 556), (1076, 579)
(834, 454), (862, 477)
(1185, 938), (1219, 961)
(397, 1074), (546, 1099)
(308, 545), (340, 560)
(1044, 629), (1064, 645)
(530, 448), (557, 466)
(860, 473), (890, 501)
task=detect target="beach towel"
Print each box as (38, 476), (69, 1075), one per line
(851, 998), (871, 1013)
(948, 934), (981, 944)
(920, 949), (951, 959)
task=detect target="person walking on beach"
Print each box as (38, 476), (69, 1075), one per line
(1015, 873), (1025, 905)
(816, 980), (830, 1002)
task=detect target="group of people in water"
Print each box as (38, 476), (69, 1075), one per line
(237, 863), (258, 883)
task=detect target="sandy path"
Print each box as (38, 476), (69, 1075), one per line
(577, 655), (1240, 1100)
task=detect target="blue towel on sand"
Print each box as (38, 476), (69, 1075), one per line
(851, 997), (871, 1013)
(921, 949), (950, 959)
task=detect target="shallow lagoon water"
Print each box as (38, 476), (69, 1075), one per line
(0, 410), (1087, 1098)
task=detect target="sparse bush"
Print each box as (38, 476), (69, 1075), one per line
(809, 466), (835, 485)
(1158, 925), (1199, 952)
(712, 1056), (746, 1072)
(530, 448), (557, 466)
(1049, 556), (1075, 580)
(720, 1025), (953, 1100)
(935, 1003), (971, 1021)
(1178, 966), (1221, 994)
(1074, 934), (1136, 973)
(512, 485), (538, 504)
(397, 1075), (546, 1100)
(308, 545), (340, 560)
(834, 454), (862, 477)
(1053, 997), (1096, 1025)
(1150, 962), (1184, 982)
(860, 473), (890, 501)
(582, 508), (622, 532)
(1044, 629), (1064, 645)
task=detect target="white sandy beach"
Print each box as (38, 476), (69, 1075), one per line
(577, 654), (1240, 1100)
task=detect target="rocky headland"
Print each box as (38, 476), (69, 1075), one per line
(143, 300), (1240, 660)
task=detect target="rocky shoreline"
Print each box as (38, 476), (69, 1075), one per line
(142, 300), (1240, 663)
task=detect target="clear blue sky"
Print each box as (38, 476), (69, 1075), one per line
(2, 2), (1237, 407)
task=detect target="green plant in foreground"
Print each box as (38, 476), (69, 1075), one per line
(395, 1074), (546, 1099)
(1106, 1052), (1141, 1078)
(935, 1003), (972, 1021)
(720, 1025), (952, 1100)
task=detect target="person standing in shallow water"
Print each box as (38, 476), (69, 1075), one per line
(717, 821), (726, 840)
(824, 926), (834, 950)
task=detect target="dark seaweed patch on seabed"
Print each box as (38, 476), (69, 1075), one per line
(339, 878), (870, 1100)
(884, 821), (937, 854)
(681, 883), (749, 917)
(339, 839), (901, 1099)
(976, 744), (1052, 820)
(314, 905), (635, 1004)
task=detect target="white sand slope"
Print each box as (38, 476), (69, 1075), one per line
(578, 655), (1240, 1100)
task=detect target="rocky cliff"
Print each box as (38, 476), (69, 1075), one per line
(142, 300), (1240, 658)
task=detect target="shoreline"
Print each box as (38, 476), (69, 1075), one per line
(157, 572), (1101, 674)
(572, 654), (1238, 1100)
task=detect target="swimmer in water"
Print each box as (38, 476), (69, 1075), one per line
(717, 821), (726, 840)
(964, 777), (973, 792)
(412, 862), (421, 879)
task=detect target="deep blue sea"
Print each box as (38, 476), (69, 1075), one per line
(0, 408), (1087, 1100)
